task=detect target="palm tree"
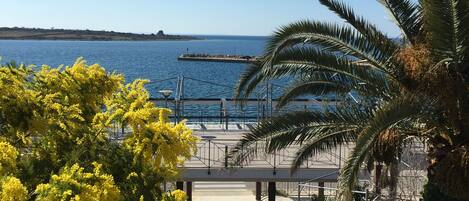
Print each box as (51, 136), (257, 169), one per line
(232, 0), (469, 200)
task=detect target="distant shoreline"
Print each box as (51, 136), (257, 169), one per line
(0, 27), (200, 41)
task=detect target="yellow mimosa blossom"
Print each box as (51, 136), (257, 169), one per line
(170, 189), (187, 201)
(0, 142), (18, 176)
(35, 163), (121, 201)
(162, 189), (187, 201)
(101, 79), (197, 178)
(0, 58), (197, 201)
(0, 176), (28, 201)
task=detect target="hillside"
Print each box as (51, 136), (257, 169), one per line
(0, 27), (199, 41)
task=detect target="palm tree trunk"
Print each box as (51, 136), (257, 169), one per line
(375, 163), (383, 195)
(388, 161), (399, 201)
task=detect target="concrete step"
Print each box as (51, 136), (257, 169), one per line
(194, 181), (251, 191)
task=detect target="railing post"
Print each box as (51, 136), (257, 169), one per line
(318, 181), (325, 199)
(273, 150), (277, 175)
(220, 101), (223, 124)
(268, 182), (276, 201)
(225, 112), (228, 130)
(199, 105), (202, 123)
(262, 104), (266, 119)
(297, 182), (301, 201)
(221, 98), (229, 130)
(240, 144), (244, 168)
(176, 181), (183, 190)
(224, 145), (229, 168)
(179, 76), (184, 122)
(208, 140), (211, 175)
(187, 181), (193, 201)
(339, 144), (342, 169)
(256, 182), (262, 201)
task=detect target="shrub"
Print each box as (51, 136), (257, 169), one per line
(0, 142), (18, 177)
(162, 189), (187, 201)
(0, 176), (28, 201)
(35, 163), (121, 201)
(0, 58), (197, 200)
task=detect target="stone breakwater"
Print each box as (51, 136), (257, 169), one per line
(178, 53), (259, 63)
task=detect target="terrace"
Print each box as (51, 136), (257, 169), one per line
(147, 76), (427, 201)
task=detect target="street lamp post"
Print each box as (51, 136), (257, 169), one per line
(158, 89), (173, 108)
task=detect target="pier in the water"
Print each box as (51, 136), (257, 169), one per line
(178, 53), (259, 63)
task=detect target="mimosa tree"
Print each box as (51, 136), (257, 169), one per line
(0, 58), (197, 201)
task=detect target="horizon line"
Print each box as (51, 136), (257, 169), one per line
(0, 26), (270, 38)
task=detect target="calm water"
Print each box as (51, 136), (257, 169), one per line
(0, 36), (267, 99)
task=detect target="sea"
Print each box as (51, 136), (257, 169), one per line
(0, 35), (267, 99)
(0, 36), (295, 120)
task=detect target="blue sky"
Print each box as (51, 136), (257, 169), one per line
(0, 0), (401, 37)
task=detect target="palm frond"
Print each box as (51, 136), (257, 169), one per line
(271, 47), (394, 95)
(318, 0), (399, 55)
(276, 71), (388, 108)
(291, 129), (358, 172)
(239, 46), (395, 101)
(235, 62), (263, 100)
(455, 0), (469, 72)
(319, 0), (385, 37)
(231, 105), (373, 167)
(422, 0), (466, 65)
(265, 21), (397, 73)
(276, 74), (350, 108)
(235, 20), (401, 102)
(378, 0), (422, 44)
(338, 95), (422, 200)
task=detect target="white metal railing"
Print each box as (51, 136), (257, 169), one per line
(181, 138), (352, 175)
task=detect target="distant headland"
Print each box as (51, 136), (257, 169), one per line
(0, 27), (200, 41)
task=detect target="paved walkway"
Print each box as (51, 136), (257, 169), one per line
(192, 181), (293, 201)
(184, 124), (342, 201)
(184, 124), (348, 170)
